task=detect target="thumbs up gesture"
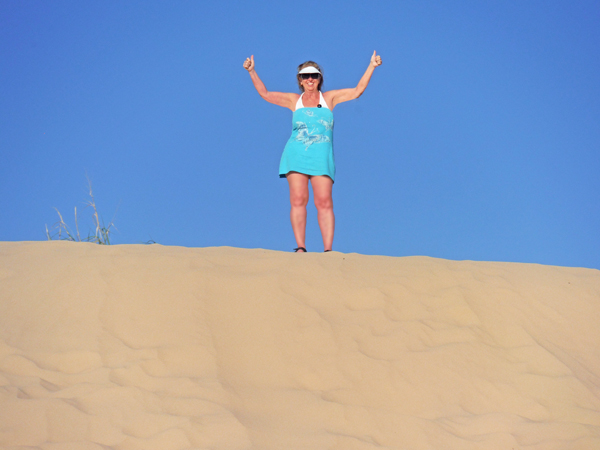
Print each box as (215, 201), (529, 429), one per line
(243, 55), (255, 72)
(371, 51), (382, 68)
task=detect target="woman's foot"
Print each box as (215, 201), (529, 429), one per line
(294, 247), (307, 252)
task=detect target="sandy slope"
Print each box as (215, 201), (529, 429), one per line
(0, 241), (599, 450)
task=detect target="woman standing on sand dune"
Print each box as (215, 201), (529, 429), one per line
(243, 52), (382, 252)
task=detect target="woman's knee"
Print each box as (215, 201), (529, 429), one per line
(314, 195), (333, 211)
(290, 193), (309, 208)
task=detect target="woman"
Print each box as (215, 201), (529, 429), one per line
(243, 52), (382, 252)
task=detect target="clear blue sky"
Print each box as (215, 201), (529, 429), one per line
(1, 1), (599, 269)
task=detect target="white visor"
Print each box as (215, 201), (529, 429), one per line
(298, 66), (321, 75)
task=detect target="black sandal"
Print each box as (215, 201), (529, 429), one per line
(294, 247), (307, 252)
(324, 250), (332, 252)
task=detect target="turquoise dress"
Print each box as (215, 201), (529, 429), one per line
(279, 93), (335, 182)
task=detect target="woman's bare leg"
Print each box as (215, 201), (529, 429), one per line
(286, 172), (310, 251)
(311, 175), (334, 251)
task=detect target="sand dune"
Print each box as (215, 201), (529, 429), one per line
(1, 241), (599, 450)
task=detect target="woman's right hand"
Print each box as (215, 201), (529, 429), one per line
(243, 55), (255, 72)
(371, 51), (382, 68)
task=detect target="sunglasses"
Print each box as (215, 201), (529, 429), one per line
(300, 73), (321, 80)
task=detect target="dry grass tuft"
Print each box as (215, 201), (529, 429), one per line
(46, 176), (116, 245)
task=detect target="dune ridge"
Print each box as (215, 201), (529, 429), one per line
(1, 241), (599, 450)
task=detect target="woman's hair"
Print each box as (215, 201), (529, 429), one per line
(296, 61), (324, 92)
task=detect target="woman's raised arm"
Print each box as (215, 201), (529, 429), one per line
(324, 51), (383, 109)
(244, 55), (298, 111)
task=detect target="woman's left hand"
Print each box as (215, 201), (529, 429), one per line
(243, 55), (255, 72)
(371, 51), (382, 68)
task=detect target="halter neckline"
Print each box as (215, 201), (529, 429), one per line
(295, 91), (330, 111)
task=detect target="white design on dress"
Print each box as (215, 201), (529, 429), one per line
(295, 122), (331, 150)
(317, 118), (334, 131)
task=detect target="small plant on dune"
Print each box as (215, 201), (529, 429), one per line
(46, 177), (117, 245)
